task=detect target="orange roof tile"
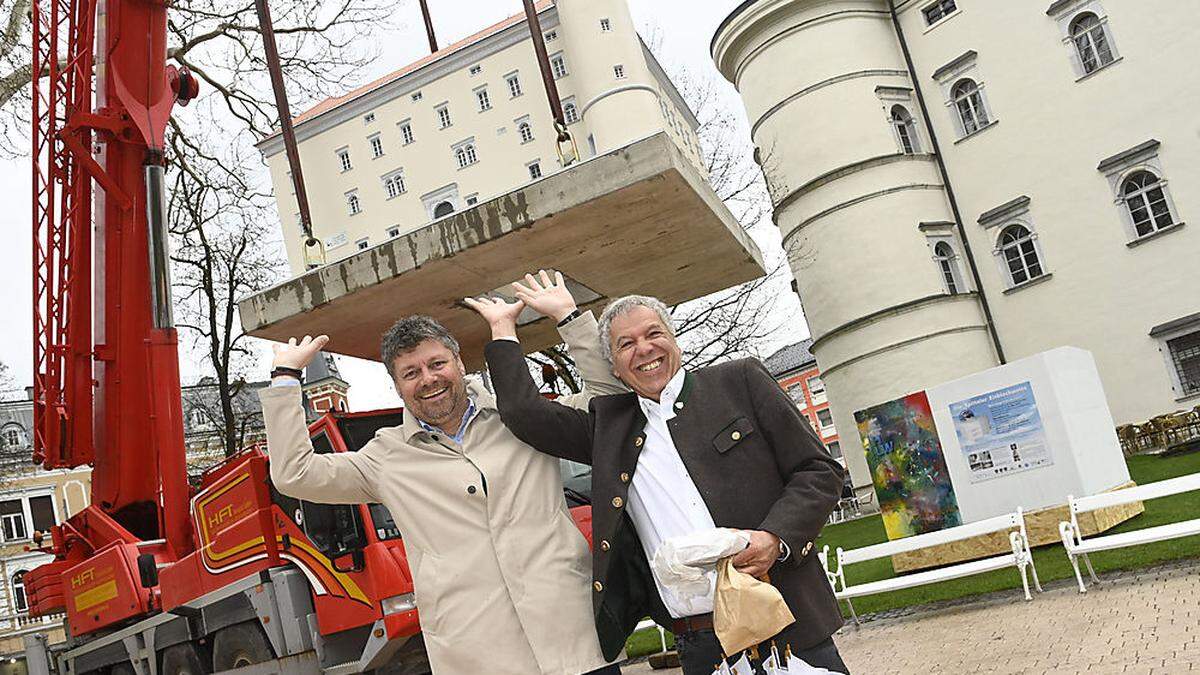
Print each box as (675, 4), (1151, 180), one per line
(281, 1), (554, 132)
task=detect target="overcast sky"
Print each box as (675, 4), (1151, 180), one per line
(0, 0), (809, 411)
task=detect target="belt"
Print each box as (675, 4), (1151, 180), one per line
(670, 613), (714, 635)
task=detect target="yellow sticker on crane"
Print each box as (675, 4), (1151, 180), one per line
(74, 580), (119, 612)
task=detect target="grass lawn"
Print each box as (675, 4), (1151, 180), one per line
(625, 452), (1200, 657)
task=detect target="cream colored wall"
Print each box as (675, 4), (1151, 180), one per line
(896, 0), (1200, 424)
(265, 2), (702, 276)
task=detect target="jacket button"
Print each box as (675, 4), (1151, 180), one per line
(467, 485), (477, 494)
(611, 496), (624, 508)
(634, 437), (644, 447)
(731, 431), (741, 441)
(600, 540), (610, 551)
(620, 472), (630, 484)
(593, 581), (603, 592)
(802, 541), (813, 555)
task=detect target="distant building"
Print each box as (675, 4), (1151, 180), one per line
(258, 0), (703, 275)
(714, 0), (1200, 498)
(763, 340), (844, 467)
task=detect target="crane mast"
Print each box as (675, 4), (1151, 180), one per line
(32, 0), (198, 573)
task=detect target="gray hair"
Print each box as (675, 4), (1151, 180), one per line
(381, 315), (460, 379)
(597, 295), (674, 363)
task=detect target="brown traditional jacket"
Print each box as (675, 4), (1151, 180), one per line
(484, 340), (846, 660)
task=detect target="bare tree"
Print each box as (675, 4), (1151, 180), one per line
(0, 360), (16, 401)
(0, 0), (32, 155)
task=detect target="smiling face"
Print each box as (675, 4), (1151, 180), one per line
(608, 305), (682, 401)
(390, 339), (469, 430)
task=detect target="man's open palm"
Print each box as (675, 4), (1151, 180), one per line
(512, 270), (576, 322)
(272, 335), (329, 370)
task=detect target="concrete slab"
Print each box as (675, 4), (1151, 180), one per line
(238, 132), (765, 368)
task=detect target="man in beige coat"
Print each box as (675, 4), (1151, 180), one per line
(260, 271), (623, 675)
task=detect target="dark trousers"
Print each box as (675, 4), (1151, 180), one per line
(584, 664), (621, 675)
(675, 629), (848, 675)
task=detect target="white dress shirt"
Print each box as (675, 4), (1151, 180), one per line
(626, 367), (719, 618)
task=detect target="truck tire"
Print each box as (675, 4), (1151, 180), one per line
(162, 643), (209, 675)
(110, 664), (135, 675)
(212, 622), (275, 671)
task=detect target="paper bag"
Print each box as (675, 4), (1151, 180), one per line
(712, 557), (795, 656)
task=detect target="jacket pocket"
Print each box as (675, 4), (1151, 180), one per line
(712, 416), (755, 453)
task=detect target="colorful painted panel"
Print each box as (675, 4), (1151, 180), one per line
(854, 392), (961, 539)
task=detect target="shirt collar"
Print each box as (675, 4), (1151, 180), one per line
(637, 366), (686, 418)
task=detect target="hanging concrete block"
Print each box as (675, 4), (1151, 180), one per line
(238, 132), (765, 368)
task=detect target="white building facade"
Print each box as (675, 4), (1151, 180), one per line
(713, 0), (1199, 495)
(260, 0), (702, 275)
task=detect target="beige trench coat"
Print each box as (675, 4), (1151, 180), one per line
(259, 315), (621, 675)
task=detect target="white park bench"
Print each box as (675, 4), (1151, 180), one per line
(1059, 471), (1200, 593)
(820, 509), (1041, 624)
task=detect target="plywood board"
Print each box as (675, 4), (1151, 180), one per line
(238, 132), (764, 368)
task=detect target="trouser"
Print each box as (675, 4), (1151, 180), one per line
(583, 664), (622, 675)
(675, 629), (848, 675)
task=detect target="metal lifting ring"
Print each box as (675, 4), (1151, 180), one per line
(303, 236), (326, 268)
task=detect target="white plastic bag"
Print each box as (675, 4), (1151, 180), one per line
(786, 652), (841, 674)
(651, 527), (750, 612)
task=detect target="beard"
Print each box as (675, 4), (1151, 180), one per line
(409, 376), (468, 428)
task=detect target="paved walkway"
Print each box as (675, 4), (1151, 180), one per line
(622, 559), (1200, 674)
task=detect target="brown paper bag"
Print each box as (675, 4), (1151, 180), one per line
(712, 557), (796, 656)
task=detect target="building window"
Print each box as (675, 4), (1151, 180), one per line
(518, 121), (534, 144)
(1122, 170), (1175, 238)
(363, 112), (375, 124)
(826, 442), (842, 460)
(933, 241), (964, 294)
(599, 18), (611, 32)
(346, 191), (361, 216)
(436, 105), (452, 129)
(816, 408), (834, 428)
(337, 148), (352, 172)
(506, 73), (522, 98)
(1166, 331), (1200, 398)
(1070, 13), (1115, 74)
(551, 53), (568, 79)
(891, 105), (920, 154)
(356, 237), (369, 251)
(12, 572), (27, 612)
(386, 225), (401, 238)
(998, 224), (1044, 286)
(564, 100), (579, 124)
(383, 171), (406, 199)
(2, 424), (24, 448)
(399, 121), (415, 145)
(0, 500), (26, 542)
(411, 91), (423, 102)
(433, 201), (455, 218)
(952, 79), (989, 135)
(807, 375), (826, 396)
(475, 87), (491, 112)
(465, 194), (479, 206)
(469, 64), (482, 76)
(613, 64), (626, 79)
(543, 30), (557, 42)
(527, 161), (542, 180)
(922, 0), (957, 26)
(369, 135), (384, 159)
(454, 142), (478, 169)
(786, 385), (806, 407)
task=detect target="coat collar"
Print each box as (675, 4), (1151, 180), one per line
(400, 376), (495, 442)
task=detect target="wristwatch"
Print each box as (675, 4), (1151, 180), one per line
(271, 366), (304, 383)
(556, 308), (583, 327)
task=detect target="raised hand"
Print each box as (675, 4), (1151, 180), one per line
(272, 335), (329, 371)
(511, 269), (577, 322)
(463, 295), (525, 340)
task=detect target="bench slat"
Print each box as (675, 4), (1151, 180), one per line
(1074, 472), (1200, 513)
(840, 511), (1021, 565)
(837, 554), (1018, 598)
(1069, 519), (1200, 554)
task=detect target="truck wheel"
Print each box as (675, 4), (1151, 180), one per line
(110, 664), (135, 675)
(162, 643), (209, 675)
(212, 622), (274, 671)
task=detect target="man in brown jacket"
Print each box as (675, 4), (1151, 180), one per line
(261, 272), (622, 675)
(469, 292), (848, 675)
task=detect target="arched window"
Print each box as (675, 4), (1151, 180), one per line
(518, 122), (534, 143)
(1, 424), (25, 449)
(890, 105), (920, 154)
(11, 571), (26, 612)
(933, 241), (961, 294)
(952, 79), (989, 134)
(433, 201), (455, 219)
(1070, 13), (1114, 74)
(563, 102), (578, 124)
(998, 224), (1044, 286)
(1122, 171), (1174, 237)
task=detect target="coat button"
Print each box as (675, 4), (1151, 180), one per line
(731, 431), (741, 441)
(600, 540), (610, 551)
(635, 437), (644, 447)
(593, 581), (603, 592)
(802, 541), (813, 555)
(620, 472), (630, 484)
(467, 485), (477, 494)
(611, 496), (624, 508)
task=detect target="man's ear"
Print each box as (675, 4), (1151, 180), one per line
(456, 355), (467, 376)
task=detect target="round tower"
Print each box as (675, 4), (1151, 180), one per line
(712, 0), (1000, 495)
(555, 0), (663, 153)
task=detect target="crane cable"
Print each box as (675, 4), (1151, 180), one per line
(520, 0), (578, 167)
